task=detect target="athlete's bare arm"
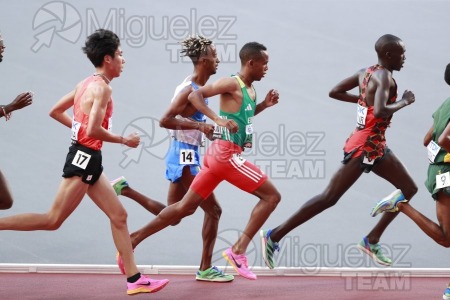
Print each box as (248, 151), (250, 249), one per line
(188, 77), (239, 132)
(424, 125), (434, 147)
(84, 82), (138, 147)
(50, 80), (139, 148)
(1, 92), (33, 118)
(329, 70), (361, 103)
(370, 69), (415, 118)
(49, 88), (76, 128)
(437, 122), (450, 152)
(330, 67), (415, 117)
(159, 86), (214, 137)
(255, 89), (279, 116)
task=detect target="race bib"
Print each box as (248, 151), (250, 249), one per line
(356, 104), (367, 128)
(362, 155), (375, 165)
(245, 124), (253, 134)
(427, 140), (441, 163)
(212, 123), (222, 139)
(72, 150), (91, 170)
(71, 120), (81, 141)
(180, 149), (195, 165)
(435, 172), (450, 189)
(200, 133), (206, 147)
(231, 153), (246, 166)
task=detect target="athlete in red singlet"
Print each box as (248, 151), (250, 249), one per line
(344, 64), (396, 166)
(0, 32), (34, 209)
(71, 75), (113, 150)
(0, 29), (168, 296)
(260, 34), (417, 269)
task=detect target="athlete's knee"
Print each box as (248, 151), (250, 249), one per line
(109, 208), (128, 228)
(203, 199), (222, 221)
(213, 204), (222, 219)
(400, 183), (418, 200)
(437, 230), (450, 248)
(170, 220), (181, 226)
(0, 197), (13, 210)
(317, 192), (340, 208)
(45, 214), (65, 230)
(179, 201), (199, 217)
(206, 204), (222, 221)
(264, 190), (281, 209)
(440, 240), (450, 248)
(46, 222), (62, 231)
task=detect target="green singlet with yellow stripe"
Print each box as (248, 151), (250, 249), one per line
(425, 97), (450, 199)
(218, 75), (256, 148)
(430, 97), (450, 163)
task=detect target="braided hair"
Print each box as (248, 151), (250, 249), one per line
(180, 35), (213, 63)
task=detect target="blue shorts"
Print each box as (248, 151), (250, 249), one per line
(165, 139), (201, 183)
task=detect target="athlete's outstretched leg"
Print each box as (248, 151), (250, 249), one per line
(369, 150), (418, 244)
(112, 177), (166, 216)
(0, 177), (87, 230)
(270, 158), (363, 243)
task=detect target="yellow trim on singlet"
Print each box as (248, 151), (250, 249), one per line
(444, 153), (450, 163)
(233, 75), (246, 88)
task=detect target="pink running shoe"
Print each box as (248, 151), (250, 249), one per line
(222, 247), (256, 280)
(127, 274), (169, 295)
(116, 251), (125, 275)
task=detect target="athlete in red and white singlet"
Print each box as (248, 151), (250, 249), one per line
(71, 74), (113, 150)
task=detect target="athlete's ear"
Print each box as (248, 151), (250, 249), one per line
(103, 54), (112, 64)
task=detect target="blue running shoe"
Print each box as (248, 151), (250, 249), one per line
(356, 236), (392, 266)
(260, 229), (280, 269)
(443, 284), (450, 299)
(370, 189), (407, 217)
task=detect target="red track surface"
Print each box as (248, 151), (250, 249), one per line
(0, 273), (447, 300)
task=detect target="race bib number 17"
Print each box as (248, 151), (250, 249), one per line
(72, 150), (91, 170)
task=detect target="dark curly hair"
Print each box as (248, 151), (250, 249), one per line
(82, 29), (120, 67)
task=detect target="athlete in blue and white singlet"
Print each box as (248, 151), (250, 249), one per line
(166, 75), (209, 182)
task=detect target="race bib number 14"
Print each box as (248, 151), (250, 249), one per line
(180, 149), (195, 165)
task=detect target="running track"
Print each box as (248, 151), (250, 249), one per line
(0, 264), (448, 299)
